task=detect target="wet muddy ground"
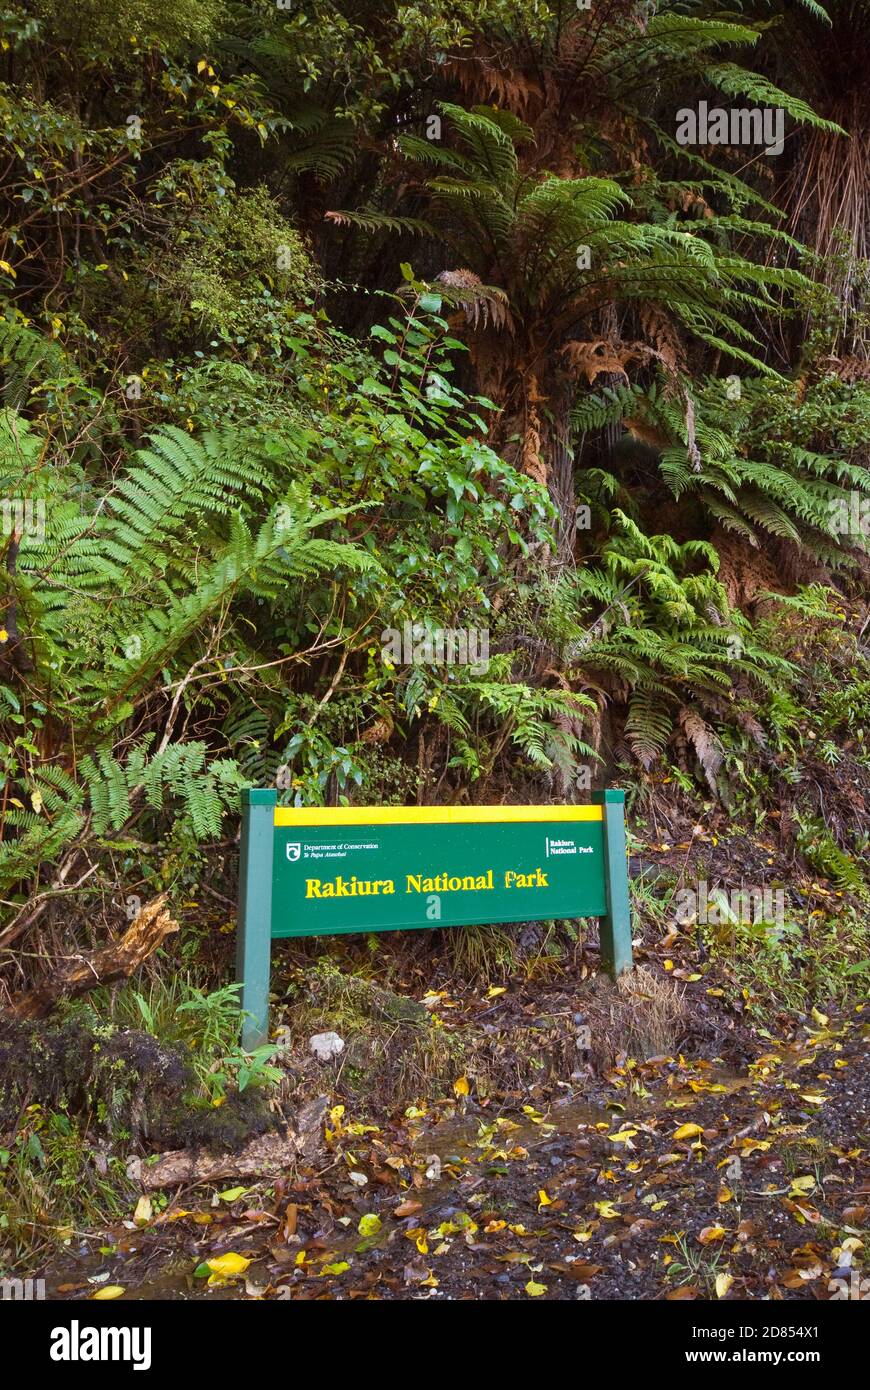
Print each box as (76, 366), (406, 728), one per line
(41, 1006), (869, 1301)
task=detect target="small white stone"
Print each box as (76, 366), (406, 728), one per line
(309, 1031), (345, 1062)
(349, 1171), (368, 1187)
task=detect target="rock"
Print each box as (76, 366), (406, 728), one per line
(309, 1031), (345, 1062)
(295, 1094), (330, 1159)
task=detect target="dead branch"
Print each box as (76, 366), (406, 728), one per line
(9, 893), (178, 1019)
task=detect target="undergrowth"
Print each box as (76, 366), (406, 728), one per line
(0, 1107), (133, 1273)
(700, 906), (870, 1018)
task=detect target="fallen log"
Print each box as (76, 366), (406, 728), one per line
(138, 1128), (297, 1191)
(10, 893), (179, 1019)
(136, 1097), (329, 1191)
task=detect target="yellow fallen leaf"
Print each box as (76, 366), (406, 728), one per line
(92, 1285), (125, 1300)
(454, 1076), (470, 1096)
(593, 1201), (620, 1219)
(358, 1213), (381, 1237)
(698, 1225), (727, 1245)
(405, 1227), (429, 1254)
(715, 1272), (733, 1299)
(674, 1123), (704, 1141)
(217, 1187), (247, 1203)
(525, 1280), (547, 1297)
(205, 1252), (250, 1277)
(537, 1189), (553, 1210)
(486, 986), (507, 998)
(133, 1196), (152, 1227)
(811, 1008), (829, 1027)
(789, 1176), (816, 1196)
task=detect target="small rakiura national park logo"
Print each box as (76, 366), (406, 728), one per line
(286, 842), (301, 861)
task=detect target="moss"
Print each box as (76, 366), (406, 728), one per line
(311, 960), (430, 1025)
(282, 960), (464, 1106)
(0, 1015), (274, 1152)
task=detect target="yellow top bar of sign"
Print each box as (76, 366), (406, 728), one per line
(273, 804), (604, 827)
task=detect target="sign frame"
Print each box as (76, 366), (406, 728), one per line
(236, 790), (632, 1050)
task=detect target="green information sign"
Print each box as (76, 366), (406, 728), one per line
(236, 791), (632, 1049)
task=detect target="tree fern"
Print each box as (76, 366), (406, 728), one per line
(530, 511), (792, 777)
(574, 373), (870, 558)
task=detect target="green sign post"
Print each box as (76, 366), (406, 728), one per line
(236, 791), (632, 1050)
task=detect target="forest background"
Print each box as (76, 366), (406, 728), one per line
(1, 0), (869, 1281)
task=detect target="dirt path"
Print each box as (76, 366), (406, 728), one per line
(43, 1006), (869, 1301)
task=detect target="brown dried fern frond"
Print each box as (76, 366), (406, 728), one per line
(678, 708), (724, 796)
